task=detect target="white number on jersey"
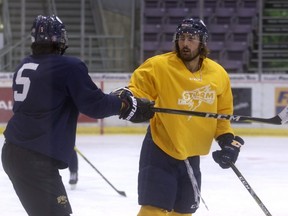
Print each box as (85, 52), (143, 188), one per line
(14, 63), (39, 101)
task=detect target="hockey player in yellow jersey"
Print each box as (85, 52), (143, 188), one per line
(112, 18), (244, 216)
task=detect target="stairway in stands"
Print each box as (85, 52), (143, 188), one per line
(7, 0), (48, 68)
(5, 0), (109, 71)
(54, 0), (97, 57)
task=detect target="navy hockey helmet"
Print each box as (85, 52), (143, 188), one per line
(31, 15), (68, 54)
(174, 18), (208, 44)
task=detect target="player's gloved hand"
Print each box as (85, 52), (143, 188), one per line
(110, 87), (155, 123)
(212, 133), (244, 169)
(119, 96), (155, 123)
(110, 86), (133, 99)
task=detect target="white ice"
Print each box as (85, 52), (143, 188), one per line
(0, 134), (288, 216)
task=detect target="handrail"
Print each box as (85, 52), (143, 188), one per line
(0, 35), (30, 71)
(89, 0), (109, 69)
(0, 1), (127, 72)
(0, 35), (30, 58)
(47, 0), (57, 15)
(2, 0), (12, 46)
(0, 34), (126, 72)
(89, 0), (108, 35)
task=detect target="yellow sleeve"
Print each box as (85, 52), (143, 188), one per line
(215, 70), (234, 138)
(128, 58), (158, 101)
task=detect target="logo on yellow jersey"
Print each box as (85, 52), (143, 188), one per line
(178, 85), (216, 111)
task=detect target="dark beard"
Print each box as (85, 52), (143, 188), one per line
(179, 47), (200, 62)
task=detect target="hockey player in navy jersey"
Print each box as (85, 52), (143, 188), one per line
(1, 15), (154, 216)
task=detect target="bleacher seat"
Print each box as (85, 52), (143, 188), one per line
(189, 8), (214, 22)
(204, 0), (221, 9)
(235, 7), (258, 25)
(159, 41), (174, 52)
(144, 8), (166, 25)
(224, 41), (249, 65)
(166, 8), (189, 25)
(143, 24), (163, 41)
(213, 7), (236, 25)
(162, 0), (180, 8)
(167, 16), (186, 25)
(182, 0), (198, 8)
(229, 24), (253, 43)
(143, 24), (162, 32)
(166, 8), (190, 16)
(162, 23), (176, 32)
(220, 0), (241, 8)
(163, 33), (174, 42)
(207, 24), (231, 41)
(241, 0), (258, 8)
(208, 41), (225, 61)
(143, 41), (161, 51)
(144, 0), (163, 8)
(141, 0), (258, 69)
(221, 59), (244, 73)
(143, 42), (173, 59)
(143, 41), (161, 59)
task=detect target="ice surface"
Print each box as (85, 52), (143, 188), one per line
(1, 134), (288, 216)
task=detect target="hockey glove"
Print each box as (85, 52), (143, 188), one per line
(110, 87), (155, 123)
(212, 133), (244, 169)
(110, 87), (133, 99)
(119, 96), (155, 123)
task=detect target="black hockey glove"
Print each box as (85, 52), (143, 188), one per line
(110, 87), (155, 123)
(110, 86), (133, 99)
(119, 96), (155, 123)
(212, 133), (244, 169)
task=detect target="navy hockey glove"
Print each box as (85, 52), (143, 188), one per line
(212, 133), (244, 169)
(119, 96), (155, 123)
(110, 87), (155, 123)
(110, 87), (133, 99)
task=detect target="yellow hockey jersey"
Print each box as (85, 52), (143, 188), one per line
(128, 52), (234, 160)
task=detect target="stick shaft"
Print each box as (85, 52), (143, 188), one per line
(151, 107), (286, 125)
(74, 147), (126, 197)
(230, 163), (272, 216)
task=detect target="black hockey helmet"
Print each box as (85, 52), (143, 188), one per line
(31, 15), (68, 54)
(174, 18), (208, 44)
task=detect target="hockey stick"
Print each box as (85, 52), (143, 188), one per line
(151, 105), (288, 125)
(184, 159), (209, 210)
(230, 162), (272, 216)
(74, 147), (127, 197)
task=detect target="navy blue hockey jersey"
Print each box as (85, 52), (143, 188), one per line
(4, 54), (122, 167)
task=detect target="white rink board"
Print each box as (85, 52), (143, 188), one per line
(0, 73), (287, 130)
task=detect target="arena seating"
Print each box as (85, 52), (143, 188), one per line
(142, 0), (259, 73)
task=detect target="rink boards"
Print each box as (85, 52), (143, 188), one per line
(0, 73), (287, 136)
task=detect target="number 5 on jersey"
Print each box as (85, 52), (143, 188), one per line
(14, 63), (39, 102)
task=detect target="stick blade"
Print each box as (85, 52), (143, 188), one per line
(118, 191), (127, 197)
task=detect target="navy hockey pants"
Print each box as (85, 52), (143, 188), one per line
(138, 128), (201, 214)
(1, 141), (72, 216)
